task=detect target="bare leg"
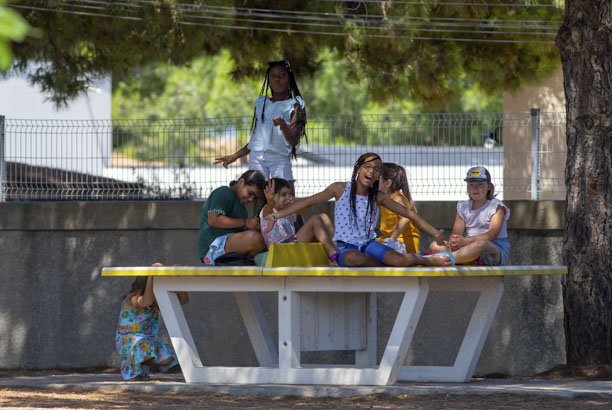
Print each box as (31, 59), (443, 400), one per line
(296, 213), (336, 255)
(385, 250), (451, 267)
(430, 240), (451, 254)
(342, 250), (384, 267)
(452, 239), (500, 264)
(225, 230), (266, 257)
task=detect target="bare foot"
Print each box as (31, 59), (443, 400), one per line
(422, 254), (452, 266)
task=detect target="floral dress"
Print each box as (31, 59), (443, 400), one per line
(115, 302), (178, 380)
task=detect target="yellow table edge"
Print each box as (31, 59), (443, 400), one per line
(101, 266), (264, 277)
(102, 265), (567, 277)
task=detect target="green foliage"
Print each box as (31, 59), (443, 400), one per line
(112, 48), (503, 155)
(0, 0), (34, 70)
(12, 1), (562, 107)
(113, 50), (259, 120)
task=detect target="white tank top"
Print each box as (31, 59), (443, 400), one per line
(332, 182), (379, 246)
(457, 198), (510, 239)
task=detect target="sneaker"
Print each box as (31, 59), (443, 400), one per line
(479, 252), (499, 266)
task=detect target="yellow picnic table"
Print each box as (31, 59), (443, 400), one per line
(102, 243), (566, 385)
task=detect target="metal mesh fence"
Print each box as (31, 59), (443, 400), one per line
(0, 111), (566, 202)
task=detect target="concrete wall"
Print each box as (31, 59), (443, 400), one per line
(0, 200), (566, 376)
(502, 68), (567, 200)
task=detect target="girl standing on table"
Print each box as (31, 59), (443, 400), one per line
(376, 162), (420, 254)
(198, 170), (267, 265)
(260, 177), (336, 257)
(264, 153), (453, 267)
(214, 60), (306, 188)
(429, 166), (510, 265)
(116, 272), (188, 380)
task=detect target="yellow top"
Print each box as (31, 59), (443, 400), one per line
(377, 192), (420, 253)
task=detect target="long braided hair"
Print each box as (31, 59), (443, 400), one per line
(381, 162), (417, 213)
(250, 60), (307, 160)
(349, 153), (381, 239)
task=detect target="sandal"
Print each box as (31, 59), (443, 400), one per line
(424, 251), (455, 266)
(328, 247), (341, 266)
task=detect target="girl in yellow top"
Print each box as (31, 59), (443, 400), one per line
(377, 162), (420, 254)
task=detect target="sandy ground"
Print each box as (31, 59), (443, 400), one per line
(2, 365), (612, 409)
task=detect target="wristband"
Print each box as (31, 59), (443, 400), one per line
(271, 213), (277, 221)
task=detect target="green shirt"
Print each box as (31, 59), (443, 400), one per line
(197, 185), (247, 258)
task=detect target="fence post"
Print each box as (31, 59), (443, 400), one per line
(530, 108), (541, 200)
(0, 115), (4, 203)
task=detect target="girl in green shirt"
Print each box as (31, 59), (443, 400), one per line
(198, 170), (267, 264)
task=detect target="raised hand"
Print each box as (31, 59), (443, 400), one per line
(264, 179), (276, 205)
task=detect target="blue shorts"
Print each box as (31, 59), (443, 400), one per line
(336, 239), (393, 267)
(493, 237), (510, 265)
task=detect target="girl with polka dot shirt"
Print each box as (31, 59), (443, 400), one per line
(264, 153), (454, 267)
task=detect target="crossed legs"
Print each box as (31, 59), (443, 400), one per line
(430, 238), (500, 265)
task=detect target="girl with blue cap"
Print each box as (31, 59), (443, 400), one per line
(430, 166), (510, 265)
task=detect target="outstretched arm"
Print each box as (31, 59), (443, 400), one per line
(213, 144), (250, 168)
(377, 191), (444, 245)
(263, 182), (344, 233)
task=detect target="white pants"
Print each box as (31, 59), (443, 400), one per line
(248, 151), (294, 181)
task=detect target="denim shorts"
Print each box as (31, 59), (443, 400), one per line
(336, 239), (392, 267)
(493, 237), (510, 265)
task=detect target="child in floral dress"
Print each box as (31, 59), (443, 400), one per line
(115, 274), (189, 380)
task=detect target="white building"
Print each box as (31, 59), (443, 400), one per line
(0, 69), (112, 176)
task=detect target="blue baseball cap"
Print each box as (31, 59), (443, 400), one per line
(464, 166), (491, 182)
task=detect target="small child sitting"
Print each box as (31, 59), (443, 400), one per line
(260, 178), (337, 262)
(115, 272), (188, 380)
(376, 162), (420, 254)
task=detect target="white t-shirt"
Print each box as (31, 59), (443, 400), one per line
(457, 198), (510, 239)
(332, 182), (379, 246)
(248, 96), (305, 156)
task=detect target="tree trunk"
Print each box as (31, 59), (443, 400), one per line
(556, 1), (612, 364)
